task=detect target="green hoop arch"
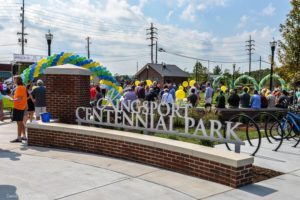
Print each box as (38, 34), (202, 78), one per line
(259, 74), (286, 90)
(234, 75), (259, 91)
(212, 75), (232, 91)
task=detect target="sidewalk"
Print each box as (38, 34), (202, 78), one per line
(1, 120), (300, 200)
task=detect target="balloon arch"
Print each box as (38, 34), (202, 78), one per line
(213, 74), (286, 91)
(21, 52), (121, 99)
(212, 75), (232, 91)
(234, 75), (259, 91)
(259, 74), (286, 90)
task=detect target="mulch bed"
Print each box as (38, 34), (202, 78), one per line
(252, 165), (284, 183)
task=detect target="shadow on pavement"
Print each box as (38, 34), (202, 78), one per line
(239, 184), (278, 197)
(0, 185), (19, 200)
(0, 149), (21, 161)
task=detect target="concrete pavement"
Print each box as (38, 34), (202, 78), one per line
(1, 120), (300, 199)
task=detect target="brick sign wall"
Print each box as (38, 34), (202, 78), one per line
(27, 125), (253, 188)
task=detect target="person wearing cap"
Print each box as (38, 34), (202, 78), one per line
(161, 86), (174, 106)
(30, 79), (46, 120)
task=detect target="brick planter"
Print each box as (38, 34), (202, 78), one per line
(27, 123), (254, 188)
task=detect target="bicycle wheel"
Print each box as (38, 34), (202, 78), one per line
(224, 114), (261, 156)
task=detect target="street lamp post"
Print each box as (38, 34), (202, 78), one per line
(232, 64), (236, 89)
(45, 30), (53, 56)
(270, 39), (277, 91)
(146, 65), (149, 80)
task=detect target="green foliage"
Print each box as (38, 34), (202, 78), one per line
(173, 116), (185, 127)
(213, 65), (222, 75)
(192, 61), (207, 83)
(277, 0), (300, 83)
(202, 111), (220, 127)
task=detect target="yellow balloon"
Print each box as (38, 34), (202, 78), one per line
(265, 89), (270, 97)
(146, 80), (152, 86)
(135, 80), (140, 86)
(189, 80), (196, 87)
(90, 76), (93, 81)
(179, 86), (184, 90)
(176, 90), (185, 100)
(182, 81), (188, 87)
(243, 86), (250, 92)
(221, 86), (227, 92)
(99, 80), (104, 84)
(118, 86), (123, 93)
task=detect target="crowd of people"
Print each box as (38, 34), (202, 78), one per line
(0, 76), (46, 143)
(214, 87), (296, 109)
(89, 80), (300, 110)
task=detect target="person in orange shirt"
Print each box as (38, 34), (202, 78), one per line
(10, 76), (27, 143)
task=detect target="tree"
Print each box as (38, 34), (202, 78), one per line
(277, 0), (300, 83)
(192, 61), (207, 82)
(213, 65), (222, 75)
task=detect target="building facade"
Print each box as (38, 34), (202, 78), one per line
(0, 63), (12, 82)
(135, 63), (189, 87)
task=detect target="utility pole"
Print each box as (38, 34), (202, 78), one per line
(146, 23), (157, 64)
(155, 41), (158, 64)
(232, 64), (236, 89)
(245, 35), (255, 76)
(259, 56), (262, 81)
(86, 36), (91, 59)
(17, 0), (28, 55)
(207, 60), (210, 81)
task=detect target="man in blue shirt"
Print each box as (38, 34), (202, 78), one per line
(251, 90), (261, 109)
(204, 82), (214, 111)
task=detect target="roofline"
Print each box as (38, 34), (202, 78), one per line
(135, 63), (162, 76)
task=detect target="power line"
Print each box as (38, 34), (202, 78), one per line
(159, 48), (256, 64)
(25, 15), (146, 41)
(25, 7), (144, 30)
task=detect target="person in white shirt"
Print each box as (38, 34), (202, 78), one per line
(161, 88), (174, 105)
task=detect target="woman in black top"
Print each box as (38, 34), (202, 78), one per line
(25, 84), (35, 122)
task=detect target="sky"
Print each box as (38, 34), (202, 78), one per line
(0, 0), (292, 75)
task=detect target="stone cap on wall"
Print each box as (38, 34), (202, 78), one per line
(27, 122), (254, 168)
(45, 64), (91, 76)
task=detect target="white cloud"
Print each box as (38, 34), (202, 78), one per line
(177, 0), (186, 7)
(197, 0), (227, 11)
(166, 10), (175, 21)
(262, 3), (275, 16)
(0, 0), (280, 75)
(237, 15), (249, 28)
(180, 3), (196, 22)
